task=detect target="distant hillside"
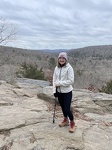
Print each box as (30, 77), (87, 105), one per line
(69, 45), (112, 59)
(1, 44), (112, 59)
(0, 45), (112, 91)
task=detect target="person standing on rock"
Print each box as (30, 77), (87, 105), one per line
(53, 52), (75, 133)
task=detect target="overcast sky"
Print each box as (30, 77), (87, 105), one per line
(0, 0), (112, 50)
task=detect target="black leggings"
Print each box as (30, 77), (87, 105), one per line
(58, 91), (74, 121)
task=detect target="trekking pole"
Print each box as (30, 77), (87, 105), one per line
(53, 97), (56, 123)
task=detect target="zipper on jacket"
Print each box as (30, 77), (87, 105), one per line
(59, 67), (62, 93)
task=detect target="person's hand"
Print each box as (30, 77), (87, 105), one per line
(54, 93), (58, 98)
(55, 83), (60, 87)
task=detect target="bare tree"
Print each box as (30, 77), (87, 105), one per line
(0, 18), (18, 45)
(0, 18), (19, 83)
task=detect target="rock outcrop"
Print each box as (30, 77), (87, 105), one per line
(0, 79), (112, 150)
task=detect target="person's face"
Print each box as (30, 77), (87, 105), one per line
(58, 57), (66, 65)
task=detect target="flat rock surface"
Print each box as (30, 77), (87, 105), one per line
(0, 79), (112, 150)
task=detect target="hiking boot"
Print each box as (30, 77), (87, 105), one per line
(69, 121), (75, 133)
(59, 118), (69, 127)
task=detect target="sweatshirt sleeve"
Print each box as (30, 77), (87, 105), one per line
(59, 66), (74, 86)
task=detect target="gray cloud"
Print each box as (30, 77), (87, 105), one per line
(0, 0), (112, 49)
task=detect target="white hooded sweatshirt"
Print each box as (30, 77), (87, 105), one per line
(53, 63), (74, 93)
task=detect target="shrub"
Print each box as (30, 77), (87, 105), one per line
(16, 62), (46, 80)
(49, 57), (56, 68)
(100, 80), (112, 94)
(76, 69), (83, 76)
